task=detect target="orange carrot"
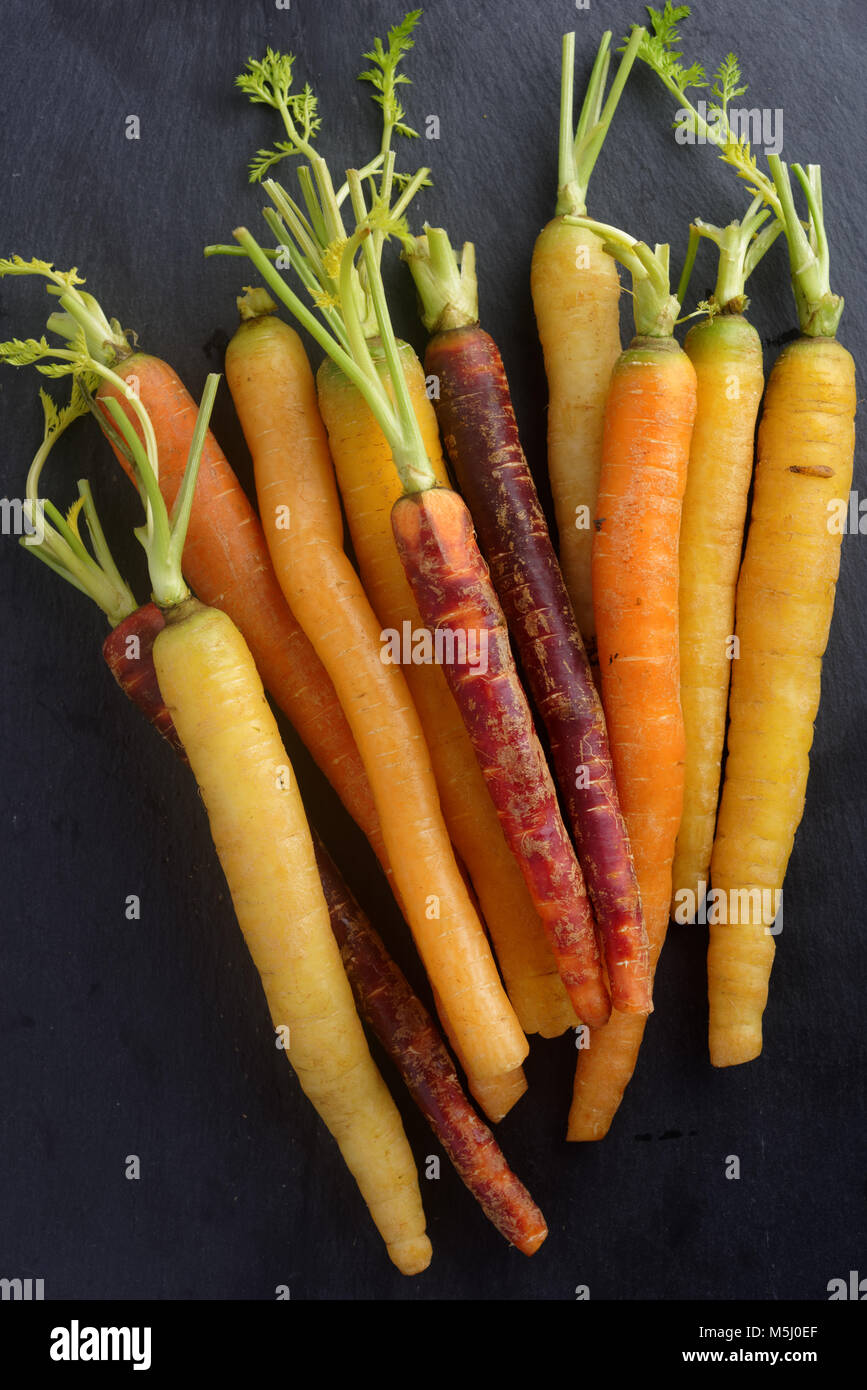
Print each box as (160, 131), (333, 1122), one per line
(564, 220), (696, 1137)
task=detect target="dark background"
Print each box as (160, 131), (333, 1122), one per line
(1, 0), (865, 1302)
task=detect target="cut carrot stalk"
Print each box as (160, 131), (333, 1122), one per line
(531, 27), (644, 667)
(224, 295), (528, 1082)
(402, 225), (650, 1014)
(562, 218), (696, 1137)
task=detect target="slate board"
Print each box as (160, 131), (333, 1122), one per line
(1, 0), (865, 1303)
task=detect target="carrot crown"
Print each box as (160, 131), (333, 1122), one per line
(0, 257), (220, 606)
(679, 195), (782, 317)
(565, 217), (682, 338)
(400, 226), (478, 334)
(555, 25), (645, 219)
(766, 158), (843, 338)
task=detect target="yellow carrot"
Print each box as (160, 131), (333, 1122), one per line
(709, 159), (857, 1065)
(531, 27), (643, 665)
(156, 599), (431, 1272)
(670, 201), (778, 914)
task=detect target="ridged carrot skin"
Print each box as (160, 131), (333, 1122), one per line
(392, 485), (611, 1029)
(95, 356), (384, 864)
(531, 219), (622, 665)
(154, 598), (431, 1275)
(672, 314), (764, 914)
(317, 346), (577, 1039)
(313, 835), (547, 1256)
(426, 324), (650, 1013)
(102, 603), (185, 758)
(709, 335), (857, 1067)
(569, 337), (696, 1138)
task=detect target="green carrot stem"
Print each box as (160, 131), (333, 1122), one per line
(231, 224), (395, 442)
(687, 195), (782, 313)
(768, 157), (843, 337)
(556, 25), (645, 217)
(402, 226), (478, 334)
(346, 169), (434, 493)
(565, 215), (680, 337)
(676, 223), (702, 307)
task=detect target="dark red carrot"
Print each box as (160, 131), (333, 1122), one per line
(103, 604), (186, 759)
(392, 484), (611, 1029)
(312, 834), (547, 1255)
(406, 237), (650, 1012)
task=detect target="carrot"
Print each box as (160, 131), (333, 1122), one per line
(530, 27), (644, 666)
(402, 225), (650, 1014)
(3, 349), (431, 1273)
(230, 174), (612, 1030)
(224, 296), (528, 1082)
(708, 158), (856, 1065)
(669, 214), (777, 916)
(392, 485), (610, 1030)
(316, 340), (577, 1040)
(563, 219), (696, 1137)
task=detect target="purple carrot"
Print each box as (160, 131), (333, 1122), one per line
(403, 229), (651, 1014)
(391, 484), (611, 1029)
(312, 834), (547, 1255)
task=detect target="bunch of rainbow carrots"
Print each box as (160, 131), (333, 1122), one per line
(1, 6), (855, 1272)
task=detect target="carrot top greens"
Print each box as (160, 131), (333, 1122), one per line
(0, 258), (219, 606)
(211, 13), (430, 339)
(637, 3), (843, 335)
(231, 167), (435, 495)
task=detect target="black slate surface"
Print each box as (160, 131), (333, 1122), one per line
(1, 0), (865, 1304)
